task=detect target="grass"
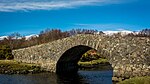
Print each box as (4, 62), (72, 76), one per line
(78, 58), (112, 70)
(78, 58), (109, 66)
(118, 76), (150, 84)
(0, 60), (41, 74)
(78, 58), (109, 68)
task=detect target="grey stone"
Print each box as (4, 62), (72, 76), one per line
(12, 34), (150, 77)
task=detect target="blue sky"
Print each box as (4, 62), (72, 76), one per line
(0, 0), (150, 36)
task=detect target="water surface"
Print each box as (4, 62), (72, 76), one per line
(0, 70), (113, 84)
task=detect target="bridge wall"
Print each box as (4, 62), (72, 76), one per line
(12, 34), (150, 78)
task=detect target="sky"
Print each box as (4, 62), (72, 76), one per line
(0, 0), (150, 36)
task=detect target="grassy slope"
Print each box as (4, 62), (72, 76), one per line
(118, 76), (150, 84)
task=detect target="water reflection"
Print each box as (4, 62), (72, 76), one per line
(78, 70), (113, 84)
(0, 70), (112, 84)
(57, 73), (86, 84)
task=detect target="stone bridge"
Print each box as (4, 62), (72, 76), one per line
(12, 34), (150, 78)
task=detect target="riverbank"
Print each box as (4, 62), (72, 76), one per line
(118, 76), (150, 84)
(78, 58), (112, 70)
(0, 60), (43, 74)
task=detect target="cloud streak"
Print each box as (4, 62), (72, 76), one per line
(0, 0), (132, 12)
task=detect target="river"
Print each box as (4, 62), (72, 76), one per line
(0, 70), (113, 84)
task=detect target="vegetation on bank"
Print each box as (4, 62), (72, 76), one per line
(0, 60), (42, 74)
(118, 76), (150, 84)
(78, 58), (109, 67)
(0, 45), (14, 60)
(78, 58), (112, 70)
(78, 49), (110, 70)
(0, 45), (42, 74)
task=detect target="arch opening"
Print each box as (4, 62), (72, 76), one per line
(56, 45), (92, 74)
(56, 45), (112, 74)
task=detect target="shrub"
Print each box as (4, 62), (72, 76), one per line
(80, 49), (101, 62)
(0, 45), (14, 60)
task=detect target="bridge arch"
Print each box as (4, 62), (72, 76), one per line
(12, 34), (150, 77)
(56, 45), (93, 74)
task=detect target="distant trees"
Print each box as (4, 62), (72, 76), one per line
(138, 29), (150, 37)
(7, 33), (23, 49)
(0, 28), (99, 50)
(68, 29), (98, 36)
(37, 29), (98, 44)
(127, 28), (150, 37)
(0, 28), (149, 51)
(38, 29), (69, 44)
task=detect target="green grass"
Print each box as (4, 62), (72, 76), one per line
(118, 76), (150, 84)
(0, 60), (41, 73)
(78, 58), (109, 66)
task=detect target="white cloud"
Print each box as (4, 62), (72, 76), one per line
(0, 0), (133, 12)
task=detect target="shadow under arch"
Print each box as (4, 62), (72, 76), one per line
(56, 45), (93, 74)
